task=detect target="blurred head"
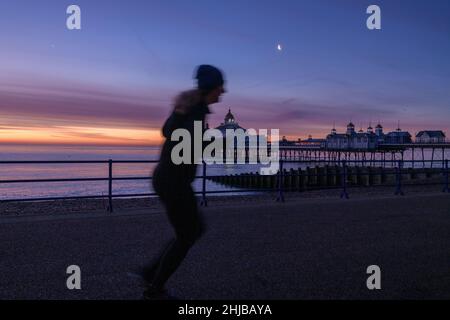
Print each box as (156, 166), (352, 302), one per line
(204, 85), (226, 105)
(194, 65), (226, 105)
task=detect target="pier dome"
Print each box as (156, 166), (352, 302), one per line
(224, 109), (235, 124)
(346, 122), (356, 135)
(215, 108), (245, 135)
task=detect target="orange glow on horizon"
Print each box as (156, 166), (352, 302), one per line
(0, 125), (331, 147)
(0, 125), (163, 146)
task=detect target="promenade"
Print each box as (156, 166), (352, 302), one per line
(0, 191), (449, 299)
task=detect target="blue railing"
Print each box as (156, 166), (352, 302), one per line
(0, 159), (448, 213)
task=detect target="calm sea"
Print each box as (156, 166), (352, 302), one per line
(0, 144), (264, 200)
(0, 144), (448, 200)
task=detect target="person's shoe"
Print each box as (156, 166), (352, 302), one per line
(142, 265), (158, 283)
(143, 285), (170, 300)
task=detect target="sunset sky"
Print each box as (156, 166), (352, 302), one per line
(0, 0), (449, 146)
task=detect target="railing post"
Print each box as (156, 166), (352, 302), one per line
(276, 159), (285, 202)
(443, 159), (449, 193)
(200, 160), (208, 206)
(395, 160), (404, 196)
(108, 159), (113, 213)
(340, 160), (349, 199)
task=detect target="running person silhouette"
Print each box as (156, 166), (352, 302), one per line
(139, 65), (226, 299)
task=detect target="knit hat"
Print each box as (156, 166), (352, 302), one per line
(194, 65), (225, 91)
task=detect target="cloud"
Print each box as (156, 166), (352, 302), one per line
(0, 83), (172, 131)
(1, 77), (448, 144)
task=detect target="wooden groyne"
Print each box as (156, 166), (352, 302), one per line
(208, 165), (445, 191)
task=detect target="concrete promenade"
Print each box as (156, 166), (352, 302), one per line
(0, 192), (449, 299)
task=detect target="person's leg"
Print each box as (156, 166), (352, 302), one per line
(148, 184), (204, 291)
(140, 239), (173, 283)
(140, 170), (174, 284)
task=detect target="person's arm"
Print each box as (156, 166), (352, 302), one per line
(162, 111), (186, 138)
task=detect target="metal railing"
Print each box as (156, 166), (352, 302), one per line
(0, 158), (448, 213)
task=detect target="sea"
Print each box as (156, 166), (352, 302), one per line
(0, 144), (448, 201)
(0, 144), (265, 200)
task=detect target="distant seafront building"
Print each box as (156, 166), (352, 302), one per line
(298, 135), (326, 148)
(384, 126), (412, 144)
(280, 135), (326, 148)
(325, 122), (412, 150)
(326, 122), (378, 150)
(415, 131), (446, 144)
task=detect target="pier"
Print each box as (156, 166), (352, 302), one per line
(278, 144), (450, 167)
(218, 144), (450, 170)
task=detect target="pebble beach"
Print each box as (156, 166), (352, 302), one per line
(0, 181), (446, 217)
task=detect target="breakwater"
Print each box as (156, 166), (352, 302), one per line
(208, 165), (445, 191)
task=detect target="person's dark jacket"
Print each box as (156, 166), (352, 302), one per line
(154, 89), (210, 185)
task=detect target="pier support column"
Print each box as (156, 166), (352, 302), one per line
(307, 166), (317, 186)
(359, 167), (369, 186)
(372, 167), (382, 185)
(299, 168), (307, 191)
(328, 165), (337, 186)
(317, 166), (327, 187)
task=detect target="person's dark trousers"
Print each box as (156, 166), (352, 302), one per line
(146, 170), (205, 290)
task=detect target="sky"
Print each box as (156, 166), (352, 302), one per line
(0, 0), (449, 146)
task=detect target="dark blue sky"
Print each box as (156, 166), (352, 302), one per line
(0, 0), (449, 145)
